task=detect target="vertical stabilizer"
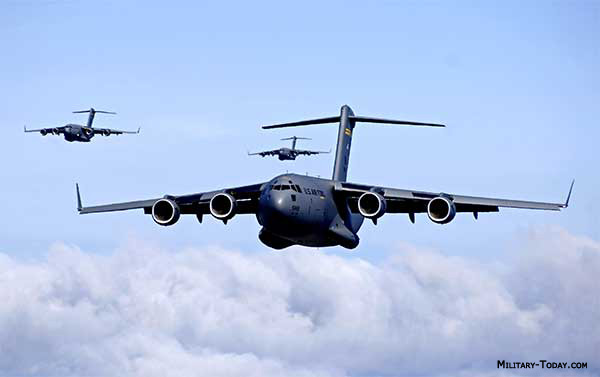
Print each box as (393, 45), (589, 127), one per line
(261, 105), (443, 182)
(332, 105), (355, 181)
(86, 108), (96, 127)
(72, 108), (116, 128)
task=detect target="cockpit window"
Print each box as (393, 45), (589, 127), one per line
(272, 184), (292, 191)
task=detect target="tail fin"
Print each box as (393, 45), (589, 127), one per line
(262, 105), (445, 181)
(281, 136), (311, 150)
(73, 108), (116, 127)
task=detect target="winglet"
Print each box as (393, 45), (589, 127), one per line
(76, 183), (82, 212)
(24, 125), (27, 132)
(563, 179), (575, 208)
(137, 127), (141, 134)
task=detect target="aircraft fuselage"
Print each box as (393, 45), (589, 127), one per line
(63, 124), (94, 142)
(256, 173), (364, 249)
(276, 148), (295, 160)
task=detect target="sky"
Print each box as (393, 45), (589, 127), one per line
(0, 1), (598, 376)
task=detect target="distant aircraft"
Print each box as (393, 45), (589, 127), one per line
(248, 136), (330, 160)
(24, 107), (140, 142)
(76, 105), (573, 251)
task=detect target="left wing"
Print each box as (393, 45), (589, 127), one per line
(294, 149), (331, 156)
(335, 180), (573, 217)
(93, 127), (140, 136)
(77, 182), (265, 216)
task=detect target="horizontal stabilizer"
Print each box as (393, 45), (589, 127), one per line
(349, 116), (445, 127)
(281, 136), (311, 141)
(262, 115), (444, 129)
(262, 116), (340, 129)
(73, 109), (116, 114)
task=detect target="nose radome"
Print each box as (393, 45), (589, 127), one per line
(271, 191), (289, 211)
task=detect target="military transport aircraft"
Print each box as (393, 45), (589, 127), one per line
(248, 136), (330, 160)
(76, 105), (573, 250)
(24, 108), (140, 142)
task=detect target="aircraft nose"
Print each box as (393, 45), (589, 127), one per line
(270, 191), (289, 213)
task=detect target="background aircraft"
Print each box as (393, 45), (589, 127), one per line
(248, 136), (330, 160)
(76, 105), (572, 250)
(24, 107), (140, 142)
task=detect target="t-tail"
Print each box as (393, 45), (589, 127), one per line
(262, 105), (445, 181)
(73, 107), (116, 127)
(281, 136), (311, 150)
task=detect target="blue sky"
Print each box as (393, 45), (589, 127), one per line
(1, 0), (598, 260)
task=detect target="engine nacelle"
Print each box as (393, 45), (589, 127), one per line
(210, 193), (237, 221)
(40, 129), (48, 136)
(102, 129), (111, 136)
(52, 128), (60, 135)
(357, 191), (387, 219)
(427, 196), (456, 224)
(151, 198), (181, 226)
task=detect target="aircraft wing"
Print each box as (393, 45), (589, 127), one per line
(76, 182), (265, 216)
(93, 127), (140, 135)
(248, 150), (278, 157)
(294, 149), (331, 156)
(24, 126), (64, 134)
(334, 180), (573, 216)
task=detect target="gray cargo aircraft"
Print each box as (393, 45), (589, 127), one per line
(25, 108), (140, 142)
(248, 136), (330, 160)
(76, 105), (573, 250)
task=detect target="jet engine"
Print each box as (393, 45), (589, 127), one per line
(40, 129), (48, 136)
(102, 130), (111, 136)
(52, 128), (60, 135)
(151, 198), (181, 226)
(427, 196), (456, 224)
(358, 191), (387, 219)
(210, 193), (237, 221)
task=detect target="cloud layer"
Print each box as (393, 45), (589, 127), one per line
(0, 227), (598, 377)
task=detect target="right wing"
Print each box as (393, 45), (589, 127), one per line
(76, 182), (265, 215)
(24, 126), (64, 134)
(248, 150), (278, 157)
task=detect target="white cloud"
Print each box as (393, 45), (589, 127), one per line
(0, 227), (598, 377)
